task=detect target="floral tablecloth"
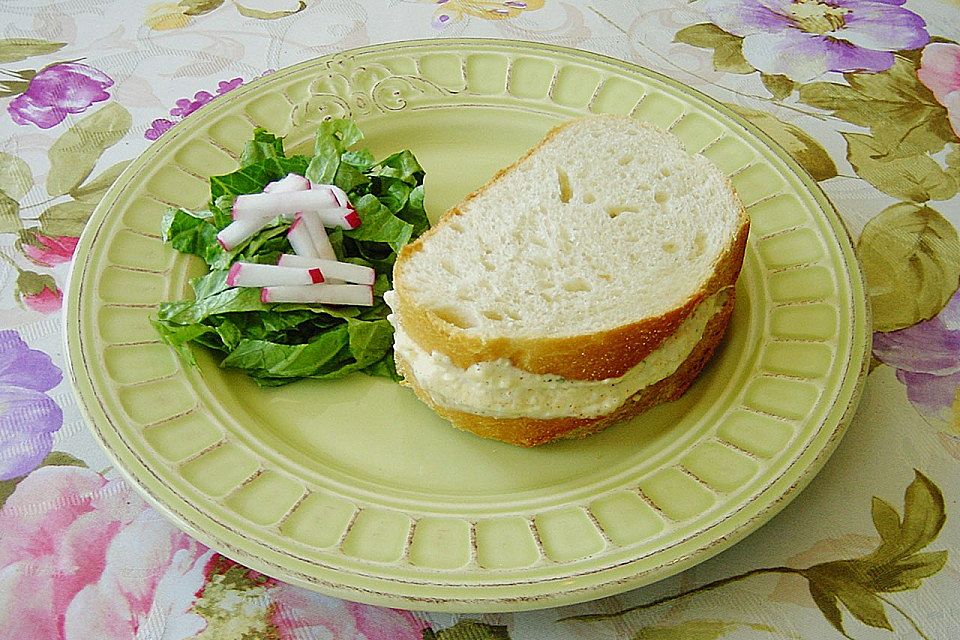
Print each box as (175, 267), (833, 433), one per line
(2, 1), (959, 638)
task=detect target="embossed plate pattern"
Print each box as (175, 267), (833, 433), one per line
(66, 40), (869, 612)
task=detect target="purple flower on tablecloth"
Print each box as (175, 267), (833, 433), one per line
(145, 117), (175, 140)
(6, 62), (113, 129)
(144, 77), (244, 140)
(874, 288), (960, 430)
(917, 42), (960, 138)
(0, 330), (62, 480)
(216, 77), (244, 95)
(700, 0), (930, 82)
(169, 90), (214, 118)
(0, 466), (212, 640)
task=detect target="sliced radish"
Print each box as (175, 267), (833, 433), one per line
(227, 262), (323, 287)
(263, 173), (310, 194)
(309, 182), (350, 208)
(232, 190), (338, 220)
(261, 284), (373, 306)
(232, 191), (356, 228)
(277, 254), (375, 285)
(328, 184), (350, 208)
(287, 214), (319, 258)
(217, 218), (269, 251)
(297, 212), (338, 261)
(342, 209), (361, 229)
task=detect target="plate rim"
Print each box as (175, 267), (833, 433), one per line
(65, 37), (871, 612)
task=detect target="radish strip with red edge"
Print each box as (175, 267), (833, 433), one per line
(263, 173), (310, 193)
(227, 262), (323, 287)
(232, 190), (342, 222)
(233, 193), (356, 228)
(217, 217), (269, 250)
(342, 210), (361, 229)
(310, 182), (350, 208)
(329, 184), (350, 207)
(277, 254), (375, 285)
(261, 284), (373, 306)
(287, 214), (319, 258)
(298, 212), (338, 261)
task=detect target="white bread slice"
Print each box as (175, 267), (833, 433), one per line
(390, 116), (749, 445)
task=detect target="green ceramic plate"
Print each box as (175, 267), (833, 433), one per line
(66, 39), (869, 612)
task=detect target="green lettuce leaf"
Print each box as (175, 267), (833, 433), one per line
(240, 128), (285, 167)
(344, 193), (413, 253)
(209, 154), (310, 205)
(155, 118), (428, 386)
(220, 327), (351, 379)
(161, 208), (225, 266)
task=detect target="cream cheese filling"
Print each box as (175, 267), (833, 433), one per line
(386, 291), (724, 420)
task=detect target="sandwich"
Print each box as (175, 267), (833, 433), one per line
(386, 115), (749, 446)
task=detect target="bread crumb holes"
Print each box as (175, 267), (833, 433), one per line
(562, 278), (592, 292)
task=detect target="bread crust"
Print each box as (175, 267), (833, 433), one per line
(392, 116), (750, 381)
(395, 290), (736, 447)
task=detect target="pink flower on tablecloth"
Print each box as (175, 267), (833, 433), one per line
(22, 285), (62, 313)
(873, 288), (960, 430)
(20, 231), (80, 267)
(917, 42), (960, 138)
(268, 582), (429, 640)
(6, 62), (113, 129)
(0, 466), (212, 640)
(0, 330), (62, 480)
(15, 269), (63, 314)
(144, 77), (244, 140)
(700, 0), (930, 82)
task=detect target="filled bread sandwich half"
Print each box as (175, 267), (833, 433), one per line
(386, 115), (750, 447)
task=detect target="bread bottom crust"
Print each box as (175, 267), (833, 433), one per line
(395, 291), (736, 447)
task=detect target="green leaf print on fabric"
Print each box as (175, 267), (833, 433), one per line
(799, 57), (956, 160)
(946, 145), (960, 183)
(0, 152), (32, 233)
(234, 0), (306, 20)
(0, 191), (19, 233)
(46, 102), (131, 197)
(760, 74), (795, 100)
(844, 133), (958, 203)
(0, 38), (66, 64)
(857, 202), (960, 331)
(32, 159), (134, 238)
(178, 0), (225, 15)
(800, 471), (947, 637)
(725, 104), (838, 181)
(562, 472), (947, 639)
(38, 200), (95, 237)
(0, 152), (33, 200)
(423, 620), (511, 639)
(0, 80), (29, 99)
(673, 24), (755, 74)
(629, 620), (777, 640)
(68, 159), (131, 203)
